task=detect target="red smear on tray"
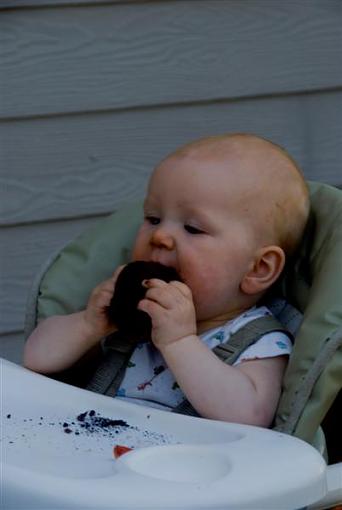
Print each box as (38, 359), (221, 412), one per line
(113, 445), (133, 459)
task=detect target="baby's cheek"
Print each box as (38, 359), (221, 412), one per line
(192, 265), (240, 320)
(131, 226), (148, 260)
(185, 272), (219, 314)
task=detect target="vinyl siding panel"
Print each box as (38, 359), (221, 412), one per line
(1, 0), (341, 361)
(1, 1), (341, 118)
(1, 90), (341, 227)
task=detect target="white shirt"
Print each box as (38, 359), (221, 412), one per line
(116, 306), (292, 411)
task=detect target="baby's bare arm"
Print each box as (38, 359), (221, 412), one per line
(23, 311), (105, 373)
(23, 269), (122, 374)
(160, 339), (287, 427)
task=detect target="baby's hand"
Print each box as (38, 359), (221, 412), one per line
(137, 279), (196, 348)
(83, 265), (125, 338)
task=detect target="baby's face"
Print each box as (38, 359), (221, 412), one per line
(132, 151), (261, 323)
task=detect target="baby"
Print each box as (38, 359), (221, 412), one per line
(24, 133), (310, 427)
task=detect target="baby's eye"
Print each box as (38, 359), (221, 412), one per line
(145, 216), (160, 225)
(184, 224), (204, 235)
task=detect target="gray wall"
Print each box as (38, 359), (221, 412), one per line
(1, 0), (342, 362)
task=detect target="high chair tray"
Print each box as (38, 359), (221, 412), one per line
(1, 358), (327, 509)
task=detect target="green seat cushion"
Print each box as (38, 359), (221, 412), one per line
(36, 201), (142, 322)
(275, 182), (342, 444)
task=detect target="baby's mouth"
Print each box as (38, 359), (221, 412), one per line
(148, 258), (182, 280)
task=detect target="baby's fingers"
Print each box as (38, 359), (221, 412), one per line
(143, 280), (187, 310)
(137, 297), (161, 317)
(142, 278), (167, 289)
(143, 279), (192, 299)
(111, 265), (126, 284)
(95, 265), (125, 294)
(100, 280), (116, 293)
(168, 280), (193, 299)
(144, 279), (193, 304)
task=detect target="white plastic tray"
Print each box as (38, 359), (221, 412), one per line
(1, 358), (328, 509)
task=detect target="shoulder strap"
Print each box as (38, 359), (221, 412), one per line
(173, 315), (290, 416)
(85, 332), (135, 397)
(212, 315), (291, 364)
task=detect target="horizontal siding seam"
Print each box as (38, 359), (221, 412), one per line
(1, 85), (342, 123)
(0, 0), (184, 13)
(0, 212), (110, 230)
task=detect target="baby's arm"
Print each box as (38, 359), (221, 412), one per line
(23, 270), (122, 374)
(160, 339), (286, 426)
(138, 278), (287, 427)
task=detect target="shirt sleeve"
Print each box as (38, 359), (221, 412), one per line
(233, 331), (292, 366)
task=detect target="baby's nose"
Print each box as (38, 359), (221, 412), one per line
(151, 226), (175, 250)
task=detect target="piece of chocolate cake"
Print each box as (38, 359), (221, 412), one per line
(106, 261), (181, 341)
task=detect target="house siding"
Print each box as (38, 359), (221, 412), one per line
(1, 0), (341, 361)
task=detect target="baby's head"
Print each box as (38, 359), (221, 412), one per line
(132, 133), (310, 328)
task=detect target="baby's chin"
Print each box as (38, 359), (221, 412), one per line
(191, 290), (234, 324)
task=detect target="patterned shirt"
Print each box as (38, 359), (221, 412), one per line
(116, 306), (292, 411)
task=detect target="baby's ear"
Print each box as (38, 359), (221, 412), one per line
(240, 246), (285, 295)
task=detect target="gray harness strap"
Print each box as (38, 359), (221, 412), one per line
(212, 315), (286, 365)
(86, 332), (135, 396)
(173, 315), (290, 416)
(86, 315), (290, 406)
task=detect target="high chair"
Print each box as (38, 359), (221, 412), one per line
(2, 181), (341, 509)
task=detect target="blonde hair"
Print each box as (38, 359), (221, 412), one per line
(165, 133), (310, 257)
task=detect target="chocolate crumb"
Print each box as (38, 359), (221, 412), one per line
(6, 414), (11, 419)
(68, 410), (130, 436)
(77, 412), (88, 422)
(64, 428), (72, 434)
